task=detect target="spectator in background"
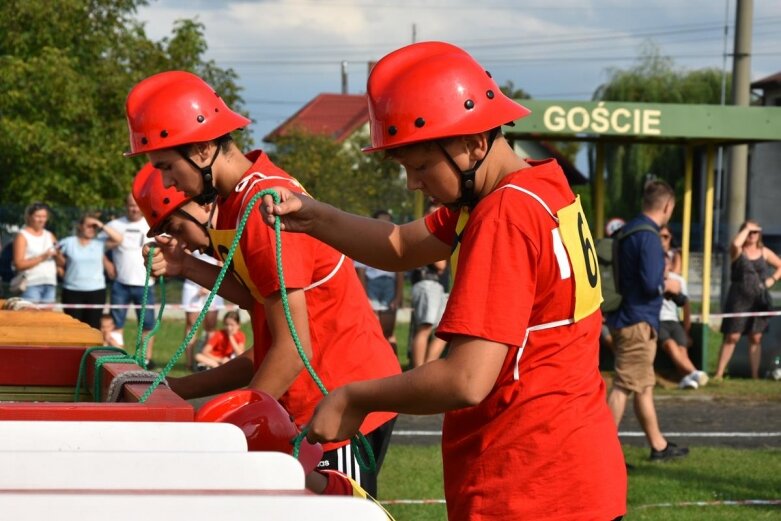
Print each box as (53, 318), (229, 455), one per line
(106, 194), (158, 368)
(409, 201), (448, 368)
(56, 214), (122, 329)
(182, 249), (225, 371)
(660, 224), (683, 275)
(715, 220), (781, 380)
(354, 209), (404, 351)
(12, 202), (58, 303)
(100, 314), (124, 348)
(606, 180), (689, 461)
(659, 253), (708, 389)
(195, 311), (246, 370)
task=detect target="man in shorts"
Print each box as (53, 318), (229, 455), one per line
(606, 180), (689, 461)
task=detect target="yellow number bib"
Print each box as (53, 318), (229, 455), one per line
(556, 196), (602, 322)
(207, 227), (265, 303)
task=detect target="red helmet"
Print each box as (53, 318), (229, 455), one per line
(125, 71), (251, 156)
(132, 162), (190, 237)
(196, 389), (323, 474)
(364, 41), (531, 152)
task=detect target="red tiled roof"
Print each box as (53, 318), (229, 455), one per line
(751, 72), (781, 89)
(263, 93), (369, 143)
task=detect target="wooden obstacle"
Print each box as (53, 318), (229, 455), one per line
(0, 306), (391, 519)
(0, 309), (103, 347)
(0, 306), (193, 420)
(0, 451), (304, 490)
(0, 421), (248, 452)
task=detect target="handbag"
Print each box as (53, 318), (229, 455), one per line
(759, 286), (774, 311)
(750, 259), (774, 311)
(9, 271), (27, 294)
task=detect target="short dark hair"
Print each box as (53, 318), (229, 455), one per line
(642, 180), (675, 211)
(24, 201), (49, 219)
(224, 310), (241, 324)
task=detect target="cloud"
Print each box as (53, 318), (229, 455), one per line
(135, 0), (781, 139)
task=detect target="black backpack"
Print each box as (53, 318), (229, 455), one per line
(596, 224), (659, 313)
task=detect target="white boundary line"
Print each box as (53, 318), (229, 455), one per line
(394, 430), (781, 438)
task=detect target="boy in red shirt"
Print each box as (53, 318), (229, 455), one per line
(260, 41), (627, 520)
(125, 77), (401, 496)
(196, 311), (246, 369)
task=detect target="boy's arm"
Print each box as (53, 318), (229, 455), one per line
(262, 189), (450, 271)
(143, 236), (254, 310)
(169, 350), (255, 399)
(247, 289), (311, 399)
(306, 336), (508, 443)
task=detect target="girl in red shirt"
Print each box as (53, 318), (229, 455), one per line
(196, 311), (246, 369)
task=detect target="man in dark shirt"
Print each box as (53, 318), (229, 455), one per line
(606, 180), (688, 461)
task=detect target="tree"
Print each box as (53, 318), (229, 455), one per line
(0, 0), (250, 211)
(592, 43), (729, 220)
(269, 129), (412, 220)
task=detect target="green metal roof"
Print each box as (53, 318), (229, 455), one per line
(504, 100), (781, 145)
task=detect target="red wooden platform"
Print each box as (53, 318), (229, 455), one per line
(0, 307), (192, 421)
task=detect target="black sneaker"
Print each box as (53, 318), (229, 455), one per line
(650, 442), (689, 461)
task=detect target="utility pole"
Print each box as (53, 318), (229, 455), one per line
(341, 61), (348, 94)
(723, 0), (753, 304)
(725, 0), (753, 240)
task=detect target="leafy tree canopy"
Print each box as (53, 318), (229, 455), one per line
(269, 129), (413, 221)
(592, 42), (730, 221)
(0, 0), (251, 210)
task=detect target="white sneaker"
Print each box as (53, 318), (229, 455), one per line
(679, 373), (699, 390)
(695, 371), (709, 387)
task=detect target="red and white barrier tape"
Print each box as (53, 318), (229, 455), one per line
(694, 309), (781, 321)
(29, 303), (240, 311)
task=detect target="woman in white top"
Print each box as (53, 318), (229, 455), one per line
(12, 202), (58, 303)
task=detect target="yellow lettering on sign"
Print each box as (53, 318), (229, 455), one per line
(544, 106), (567, 131)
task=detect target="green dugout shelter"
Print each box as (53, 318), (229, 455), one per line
(503, 100), (781, 363)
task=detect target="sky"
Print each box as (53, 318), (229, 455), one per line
(135, 0), (781, 146)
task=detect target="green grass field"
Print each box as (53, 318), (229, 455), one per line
(125, 316), (780, 520)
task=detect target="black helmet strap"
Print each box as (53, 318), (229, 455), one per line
(178, 143), (222, 205)
(437, 128), (500, 210)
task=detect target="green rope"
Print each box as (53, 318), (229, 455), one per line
(73, 346), (126, 402)
(73, 247), (167, 402)
(131, 189), (376, 472)
(134, 248), (167, 368)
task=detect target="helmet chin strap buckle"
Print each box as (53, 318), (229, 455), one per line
(193, 169), (218, 205)
(438, 128), (499, 209)
(179, 145), (222, 205)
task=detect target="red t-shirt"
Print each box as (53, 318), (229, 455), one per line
(215, 151), (401, 451)
(205, 330), (245, 359)
(425, 159), (626, 520)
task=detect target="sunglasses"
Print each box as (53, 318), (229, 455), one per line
(660, 234), (671, 239)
